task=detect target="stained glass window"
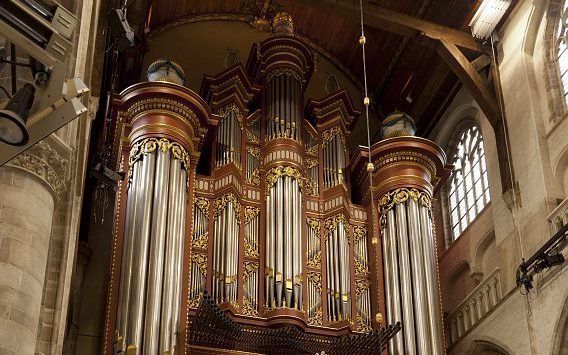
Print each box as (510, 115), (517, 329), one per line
(557, 0), (568, 101)
(448, 125), (490, 240)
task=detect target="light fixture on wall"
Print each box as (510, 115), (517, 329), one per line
(469, 0), (512, 40)
(0, 83), (35, 146)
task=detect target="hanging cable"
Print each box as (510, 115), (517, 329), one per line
(358, 0), (383, 326)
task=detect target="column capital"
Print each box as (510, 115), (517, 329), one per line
(6, 136), (70, 198)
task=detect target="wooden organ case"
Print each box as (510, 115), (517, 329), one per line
(103, 13), (451, 355)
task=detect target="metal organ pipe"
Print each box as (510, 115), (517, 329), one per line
(129, 149), (156, 350)
(408, 199), (432, 354)
(384, 209), (404, 353)
(421, 204), (444, 354)
(143, 149), (171, 354)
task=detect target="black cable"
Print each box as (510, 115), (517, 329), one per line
(0, 85), (11, 98)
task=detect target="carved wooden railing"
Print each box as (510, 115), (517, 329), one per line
(445, 268), (502, 346)
(548, 198), (568, 235)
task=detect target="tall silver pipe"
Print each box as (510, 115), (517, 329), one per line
(395, 203), (417, 354)
(421, 205), (443, 354)
(128, 150), (156, 349)
(171, 166), (186, 350)
(143, 150), (171, 354)
(159, 158), (180, 353)
(117, 161), (141, 341)
(408, 199), (431, 354)
(386, 208), (404, 353)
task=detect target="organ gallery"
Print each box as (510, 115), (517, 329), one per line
(103, 13), (452, 355)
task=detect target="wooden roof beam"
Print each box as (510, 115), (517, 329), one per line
(436, 40), (500, 127)
(292, 0), (483, 51)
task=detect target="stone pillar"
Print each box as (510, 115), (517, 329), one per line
(0, 140), (67, 355)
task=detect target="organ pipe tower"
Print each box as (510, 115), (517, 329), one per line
(102, 12), (452, 355)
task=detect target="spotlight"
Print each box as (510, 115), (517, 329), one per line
(109, 8), (137, 50)
(29, 56), (51, 87)
(0, 83), (35, 146)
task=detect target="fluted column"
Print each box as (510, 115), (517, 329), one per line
(0, 139), (68, 355)
(102, 81), (216, 355)
(367, 136), (451, 355)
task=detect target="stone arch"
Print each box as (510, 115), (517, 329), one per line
(444, 260), (473, 312)
(553, 144), (568, 196)
(544, 0), (568, 123)
(552, 293), (568, 355)
(466, 338), (513, 355)
(472, 229), (498, 282)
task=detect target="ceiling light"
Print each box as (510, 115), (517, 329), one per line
(0, 83), (35, 146)
(469, 0), (512, 40)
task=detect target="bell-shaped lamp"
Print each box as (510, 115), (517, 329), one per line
(0, 83), (35, 146)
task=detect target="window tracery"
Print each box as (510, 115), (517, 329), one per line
(448, 124), (491, 240)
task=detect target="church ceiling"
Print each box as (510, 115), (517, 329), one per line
(145, 0), (489, 137)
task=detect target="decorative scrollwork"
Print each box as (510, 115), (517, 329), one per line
(323, 213), (350, 242)
(378, 188), (431, 236)
(216, 104), (244, 123)
(243, 206), (260, 224)
(307, 250), (321, 269)
(247, 169), (261, 185)
(354, 258), (369, 276)
(128, 137), (191, 188)
(194, 196), (209, 215)
(307, 271), (322, 291)
(307, 307), (323, 326)
(353, 226), (367, 242)
(356, 314), (372, 333)
(307, 217), (321, 234)
(306, 158), (318, 169)
(243, 261), (259, 317)
(306, 144), (318, 156)
(265, 166), (305, 193)
(246, 130), (260, 144)
(246, 146), (260, 158)
(355, 279), (370, 299)
(192, 232), (208, 250)
(321, 126), (345, 148)
(214, 192), (242, 223)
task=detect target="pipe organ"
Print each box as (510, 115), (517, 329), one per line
(104, 12), (452, 355)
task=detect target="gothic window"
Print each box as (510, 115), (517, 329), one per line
(448, 125), (490, 240)
(557, 1), (568, 101)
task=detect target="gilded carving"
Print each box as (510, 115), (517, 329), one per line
(305, 158), (318, 169)
(244, 206), (260, 224)
(265, 166), (305, 193)
(247, 169), (261, 185)
(214, 192), (242, 223)
(306, 144), (318, 156)
(323, 213), (350, 242)
(216, 104), (244, 123)
(246, 130), (260, 144)
(243, 261), (259, 317)
(378, 187), (431, 236)
(246, 146), (261, 159)
(307, 271), (323, 326)
(321, 126), (345, 149)
(128, 138), (191, 188)
(194, 196), (209, 215)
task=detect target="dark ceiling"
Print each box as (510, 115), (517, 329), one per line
(146, 0), (486, 137)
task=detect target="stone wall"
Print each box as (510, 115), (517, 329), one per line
(431, 0), (568, 353)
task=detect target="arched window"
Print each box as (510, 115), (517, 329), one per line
(556, 1), (568, 101)
(448, 125), (490, 240)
